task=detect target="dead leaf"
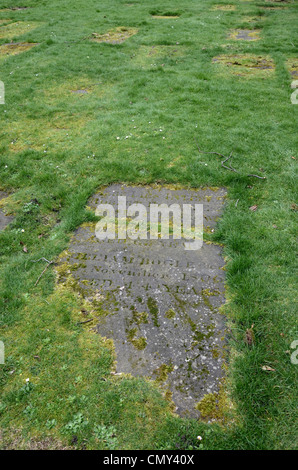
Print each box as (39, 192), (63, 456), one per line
(244, 324), (255, 346)
(261, 365), (275, 372)
(249, 205), (258, 212)
(291, 203), (298, 211)
(23, 246), (28, 253)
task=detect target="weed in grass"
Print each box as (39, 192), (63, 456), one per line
(93, 424), (118, 449)
(64, 412), (89, 434)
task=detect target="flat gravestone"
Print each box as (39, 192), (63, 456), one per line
(228, 29), (261, 41)
(59, 185), (227, 417)
(0, 192), (13, 231)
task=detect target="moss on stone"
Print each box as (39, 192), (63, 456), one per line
(153, 363), (174, 383)
(131, 336), (147, 350)
(147, 297), (160, 327)
(195, 384), (228, 421)
(165, 309), (176, 319)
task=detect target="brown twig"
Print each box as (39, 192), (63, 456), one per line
(221, 154), (237, 172)
(195, 139), (266, 180)
(77, 318), (94, 325)
(32, 258), (55, 286)
(247, 174), (266, 180)
(34, 261), (53, 286)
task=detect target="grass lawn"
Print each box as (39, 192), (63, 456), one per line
(0, 0), (297, 450)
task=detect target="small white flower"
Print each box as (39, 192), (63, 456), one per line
(116, 137), (120, 140)
(197, 436), (202, 441)
(21, 229), (25, 233)
(26, 378), (30, 383)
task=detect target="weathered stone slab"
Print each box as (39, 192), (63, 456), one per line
(286, 58), (298, 79)
(0, 42), (38, 60)
(228, 29), (261, 41)
(211, 5), (236, 10)
(59, 185), (227, 417)
(212, 54), (275, 78)
(0, 192), (13, 231)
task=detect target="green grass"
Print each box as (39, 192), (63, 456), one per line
(0, 0), (297, 450)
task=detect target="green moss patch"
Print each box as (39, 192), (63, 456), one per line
(90, 27), (138, 44)
(260, 5), (288, 9)
(149, 9), (181, 18)
(0, 19), (12, 25)
(4, 113), (91, 153)
(242, 16), (265, 23)
(212, 54), (275, 78)
(153, 364), (174, 383)
(132, 45), (185, 69)
(211, 5), (236, 11)
(151, 15), (180, 19)
(0, 21), (41, 40)
(195, 385), (228, 421)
